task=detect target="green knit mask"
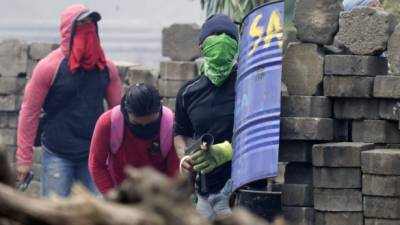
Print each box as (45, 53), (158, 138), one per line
(201, 34), (238, 87)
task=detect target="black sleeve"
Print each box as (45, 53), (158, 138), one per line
(174, 84), (194, 137)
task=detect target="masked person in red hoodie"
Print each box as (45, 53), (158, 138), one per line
(16, 5), (122, 197)
(89, 83), (179, 195)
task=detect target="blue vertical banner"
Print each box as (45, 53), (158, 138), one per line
(232, 1), (284, 191)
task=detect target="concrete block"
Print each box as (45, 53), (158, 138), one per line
(26, 59), (38, 79)
(334, 99), (379, 120)
(159, 61), (197, 81)
(281, 117), (334, 141)
(361, 149), (400, 175)
(325, 55), (388, 76)
(0, 95), (19, 111)
(0, 39), (28, 77)
(0, 77), (27, 95)
(379, 99), (400, 120)
(324, 75), (374, 98)
(281, 96), (332, 118)
(113, 61), (139, 82)
(352, 120), (400, 144)
(364, 196), (400, 219)
(0, 112), (18, 129)
(312, 142), (374, 167)
(124, 66), (157, 86)
(282, 207), (315, 225)
(282, 43), (324, 96)
(279, 141), (320, 163)
(33, 147), (43, 164)
(388, 24), (400, 74)
(314, 188), (363, 212)
(283, 30), (299, 53)
(33, 163), (41, 181)
(334, 8), (393, 55)
(284, 162), (313, 185)
(162, 98), (176, 111)
(5, 145), (16, 163)
(162, 23), (200, 61)
(313, 167), (361, 188)
(374, 76), (400, 98)
(158, 79), (185, 98)
(0, 129), (17, 146)
(363, 174), (400, 197)
(333, 120), (350, 141)
(282, 184), (313, 206)
(28, 42), (58, 60)
(25, 180), (40, 198)
(315, 212), (363, 225)
(365, 218), (400, 225)
(293, 0), (342, 45)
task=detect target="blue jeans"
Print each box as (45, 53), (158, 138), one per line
(40, 147), (99, 197)
(196, 179), (232, 220)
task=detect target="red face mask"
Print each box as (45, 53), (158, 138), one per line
(68, 23), (106, 73)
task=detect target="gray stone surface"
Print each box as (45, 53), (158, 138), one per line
(5, 145), (16, 163)
(284, 162), (313, 185)
(361, 149), (400, 175)
(333, 120), (350, 142)
(282, 184), (313, 207)
(26, 59), (38, 79)
(279, 141), (320, 163)
(364, 196), (400, 219)
(162, 97), (176, 111)
(33, 147), (43, 164)
(388, 24), (400, 74)
(162, 23), (200, 61)
(282, 43), (324, 96)
(281, 82), (289, 96)
(334, 8), (393, 55)
(158, 79), (185, 98)
(159, 61), (197, 81)
(281, 96), (332, 118)
(0, 39), (28, 77)
(293, 0), (342, 45)
(282, 207), (315, 225)
(0, 112), (18, 129)
(315, 212), (363, 225)
(312, 142), (374, 167)
(325, 55), (388, 76)
(283, 30), (298, 53)
(28, 42), (58, 60)
(25, 180), (40, 198)
(379, 99), (400, 120)
(374, 76), (400, 98)
(114, 61), (139, 82)
(33, 163), (41, 181)
(0, 95), (19, 111)
(352, 120), (400, 144)
(0, 129), (17, 146)
(334, 98), (379, 120)
(313, 167), (361, 188)
(324, 75), (374, 98)
(124, 66), (158, 86)
(314, 188), (363, 212)
(281, 117), (334, 141)
(363, 174), (400, 197)
(0, 77), (27, 95)
(365, 218), (400, 225)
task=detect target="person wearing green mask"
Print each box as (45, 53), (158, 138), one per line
(174, 14), (238, 220)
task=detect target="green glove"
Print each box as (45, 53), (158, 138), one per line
(190, 141), (233, 175)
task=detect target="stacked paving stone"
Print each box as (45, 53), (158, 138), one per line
(0, 39), (57, 197)
(312, 143), (374, 225)
(158, 23), (201, 110)
(282, 0), (400, 224)
(362, 149), (400, 225)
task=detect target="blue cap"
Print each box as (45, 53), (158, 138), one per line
(198, 14), (238, 45)
(343, 0), (372, 11)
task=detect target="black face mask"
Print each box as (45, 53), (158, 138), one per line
(126, 117), (161, 140)
(121, 99), (162, 140)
